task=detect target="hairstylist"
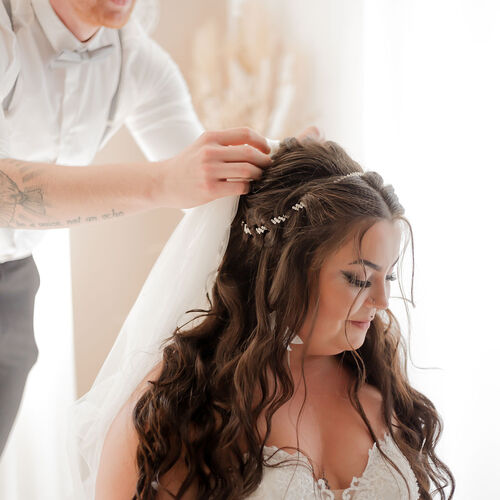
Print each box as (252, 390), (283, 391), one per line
(0, 0), (280, 457)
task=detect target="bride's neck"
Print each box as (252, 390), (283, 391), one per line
(288, 353), (353, 397)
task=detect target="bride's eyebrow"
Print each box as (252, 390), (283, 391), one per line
(347, 256), (400, 272)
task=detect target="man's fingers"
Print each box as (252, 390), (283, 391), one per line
(215, 162), (264, 181)
(216, 144), (272, 168)
(216, 179), (251, 197)
(209, 127), (271, 154)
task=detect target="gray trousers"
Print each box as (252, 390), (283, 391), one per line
(0, 255), (40, 457)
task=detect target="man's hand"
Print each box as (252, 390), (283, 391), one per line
(157, 127), (272, 209)
(0, 125), (327, 228)
(295, 125), (324, 142)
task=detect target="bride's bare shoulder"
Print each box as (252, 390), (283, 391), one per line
(95, 363), (163, 500)
(95, 362), (198, 499)
(95, 363), (202, 500)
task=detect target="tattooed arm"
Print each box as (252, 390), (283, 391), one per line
(0, 128), (272, 229)
(0, 157), (162, 229)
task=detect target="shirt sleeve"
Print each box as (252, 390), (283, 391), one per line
(122, 23), (204, 162)
(0, 2), (19, 159)
(0, 107), (9, 159)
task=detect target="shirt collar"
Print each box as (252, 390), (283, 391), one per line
(31, 0), (107, 53)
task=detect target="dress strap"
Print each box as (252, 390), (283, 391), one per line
(98, 29), (123, 149)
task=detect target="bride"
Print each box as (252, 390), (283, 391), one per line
(72, 137), (455, 499)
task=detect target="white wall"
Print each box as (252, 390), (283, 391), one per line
(362, 1), (500, 497)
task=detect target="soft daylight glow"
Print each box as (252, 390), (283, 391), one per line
(362, 1), (500, 498)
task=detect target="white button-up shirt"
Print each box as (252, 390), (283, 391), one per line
(0, 0), (204, 263)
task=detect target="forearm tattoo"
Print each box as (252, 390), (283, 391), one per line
(0, 168), (45, 226)
(0, 160), (126, 229)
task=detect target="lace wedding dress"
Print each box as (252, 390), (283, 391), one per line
(247, 433), (420, 499)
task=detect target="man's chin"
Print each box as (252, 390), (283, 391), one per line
(99, 11), (133, 29)
(95, 0), (136, 29)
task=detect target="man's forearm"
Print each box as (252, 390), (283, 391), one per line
(0, 158), (160, 229)
(0, 128), (278, 229)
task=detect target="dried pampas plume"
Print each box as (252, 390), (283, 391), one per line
(187, 0), (311, 138)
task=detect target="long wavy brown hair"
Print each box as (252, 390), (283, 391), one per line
(132, 138), (455, 499)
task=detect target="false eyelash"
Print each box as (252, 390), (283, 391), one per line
(341, 271), (397, 288)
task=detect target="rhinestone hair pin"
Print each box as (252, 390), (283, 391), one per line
(241, 199), (306, 237)
(332, 171), (364, 183)
(241, 171), (364, 237)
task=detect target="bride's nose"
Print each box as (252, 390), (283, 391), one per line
(367, 282), (390, 310)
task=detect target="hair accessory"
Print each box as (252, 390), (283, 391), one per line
(271, 215), (290, 224)
(242, 172), (364, 237)
(242, 199), (306, 236)
(291, 201), (306, 211)
(332, 171), (364, 184)
(242, 221), (252, 235)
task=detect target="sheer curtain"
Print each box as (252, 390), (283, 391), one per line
(0, 230), (75, 499)
(361, 2), (500, 498)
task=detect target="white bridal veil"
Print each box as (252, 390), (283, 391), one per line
(69, 139), (280, 498)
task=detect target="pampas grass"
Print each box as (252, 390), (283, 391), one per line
(187, 0), (313, 137)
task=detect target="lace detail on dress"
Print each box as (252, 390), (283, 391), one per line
(245, 434), (420, 500)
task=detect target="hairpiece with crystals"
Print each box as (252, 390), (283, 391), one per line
(332, 171), (364, 184)
(241, 171), (364, 237)
(241, 198), (306, 237)
(241, 201), (306, 235)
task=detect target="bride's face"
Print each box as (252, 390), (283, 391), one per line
(297, 219), (402, 356)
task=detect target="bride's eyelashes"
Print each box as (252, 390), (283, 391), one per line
(341, 271), (397, 288)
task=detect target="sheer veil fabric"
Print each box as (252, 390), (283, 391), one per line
(69, 139), (280, 498)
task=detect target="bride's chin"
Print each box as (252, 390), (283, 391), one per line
(342, 332), (368, 351)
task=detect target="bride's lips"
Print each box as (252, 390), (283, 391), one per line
(349, 320), (371, 329)
(109, 0), (130, 6)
